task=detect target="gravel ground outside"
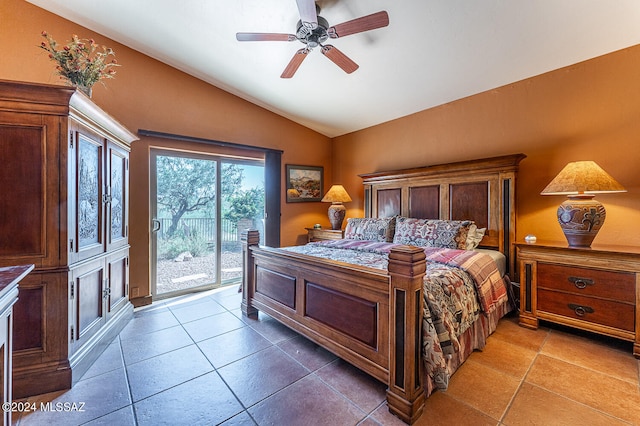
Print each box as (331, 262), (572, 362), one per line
(156, 250), (243, 295)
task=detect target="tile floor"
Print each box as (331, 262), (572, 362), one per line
(12, 285), (640, 426)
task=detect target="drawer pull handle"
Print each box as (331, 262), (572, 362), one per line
(568, 303), (594, 317)
(568, 276), (594, 289)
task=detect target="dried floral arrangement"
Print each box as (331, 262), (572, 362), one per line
(39, 31), (120, 95)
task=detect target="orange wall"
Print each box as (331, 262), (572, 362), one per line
(334, 46), (640, 248)
(2, 0), (640, 302)
(1, 0), (332, 301)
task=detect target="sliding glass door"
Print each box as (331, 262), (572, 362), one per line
(151, 149), (264, 299)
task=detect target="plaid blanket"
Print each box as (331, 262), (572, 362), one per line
(421, 247), (509, 314)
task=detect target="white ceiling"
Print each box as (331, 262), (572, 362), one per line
(27, 0), (640, 137)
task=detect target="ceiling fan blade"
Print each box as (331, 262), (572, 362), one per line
(296, 0), (318, 28)
(321, 45), (358, 74)
(328, 11), (389, 38)
(281, 48), (310, 78)
(236, 33), (297, 42)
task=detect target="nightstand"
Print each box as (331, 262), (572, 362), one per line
(305, 227), (344, 242)
(516, 241), (640, 358)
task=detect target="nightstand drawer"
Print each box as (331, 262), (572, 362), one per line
(537, 288), (635, 332)
(306, 228), (344, 242)
(537, 263), (635, 303)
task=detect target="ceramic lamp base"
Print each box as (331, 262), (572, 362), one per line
(327, 203), (346, 230)
(557, 196), (605, 247)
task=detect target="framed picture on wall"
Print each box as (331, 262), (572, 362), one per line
(286, 164), (324, 202)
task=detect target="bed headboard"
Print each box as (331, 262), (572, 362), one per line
(359, 154), (526, 276)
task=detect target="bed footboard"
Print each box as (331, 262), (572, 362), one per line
(241, 230), (427, 424)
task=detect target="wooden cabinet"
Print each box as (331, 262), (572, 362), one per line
(0, 265), (32, 426)
(305, 228), (344, 242)
(517, 241), (640, 358)
(0, 80), (138, 398)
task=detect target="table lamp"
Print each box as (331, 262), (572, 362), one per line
(540, 161), (626, 247)
(321, 185), (352, 230)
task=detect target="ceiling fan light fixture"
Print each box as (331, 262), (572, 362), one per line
(236, 0), (388, 78)
(296, 15), (330, 48)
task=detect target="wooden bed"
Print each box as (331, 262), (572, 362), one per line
(240, 154), (525, 423)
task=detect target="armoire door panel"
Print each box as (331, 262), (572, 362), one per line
(0, 125), (45, 257)
(12, 271), (68, 368)
(71, 131), (105, 263)
(72, 262), (106, 349)
(106, 142), (129, 252)
(13, 286), (44, 353)
(107, 250), (129, 316)
(0, 119), (61, 267)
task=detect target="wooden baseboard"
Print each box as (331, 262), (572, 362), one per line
(13, 362), (72, 400)
(130, 295), (153, 308)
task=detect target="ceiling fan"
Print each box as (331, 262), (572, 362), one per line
(236, 0), (389, 78)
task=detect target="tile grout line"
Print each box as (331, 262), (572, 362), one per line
(517, 328), (635, 425)
(420, 317), (547, 424)
(496, 326), (551, 423)
(127, 292), (248, 424)
(75, 336), (137, 425)
(117, 336), (138, 426)
(208, 298), (380, 424)
(177, 290), (268, 424)
(310, 364), (374, 420)
(536, 331), (640, 386)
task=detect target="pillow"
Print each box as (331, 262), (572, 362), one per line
(344, 217), (396, 242)
(393, 217), (473, 249)
(465, 224), (487, 250)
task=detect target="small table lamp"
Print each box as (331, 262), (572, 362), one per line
(540, 161), (626, 247)
(321, 185), (352, 230)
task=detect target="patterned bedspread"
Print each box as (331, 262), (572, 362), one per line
(283, 239), (510, 391)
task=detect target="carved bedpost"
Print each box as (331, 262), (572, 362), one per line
(241, 229), (260, 318)
(386, 245), (427, 424)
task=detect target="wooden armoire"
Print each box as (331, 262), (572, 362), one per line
(0, 80), (137, 398)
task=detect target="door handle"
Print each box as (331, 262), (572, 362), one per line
(151, 219), (161, 233)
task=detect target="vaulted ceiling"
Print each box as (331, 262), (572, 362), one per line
(27, 0), (640, 137)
